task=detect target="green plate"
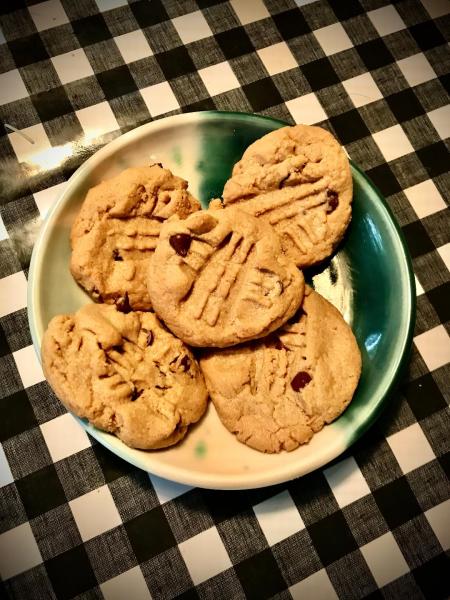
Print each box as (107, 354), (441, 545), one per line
(28, 111), (415, 489)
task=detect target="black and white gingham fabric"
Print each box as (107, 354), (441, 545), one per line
(0, 0), (449, 598)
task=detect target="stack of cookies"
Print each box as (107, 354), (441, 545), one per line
(42, 125), (361, 454)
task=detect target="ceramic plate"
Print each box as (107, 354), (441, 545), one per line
(28, 111), (415, 489)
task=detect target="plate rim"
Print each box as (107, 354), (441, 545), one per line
(27, 110), (416, 489)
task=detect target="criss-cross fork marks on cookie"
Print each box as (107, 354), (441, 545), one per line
(42, 305), (208, 450)
(221, 125), (353, 267)
(200, 288), (361, 453)
(70, 165), (200, 310)
(148, 208), (305, 347)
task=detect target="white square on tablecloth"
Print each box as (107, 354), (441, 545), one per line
(361, 532), (409, 588)
(51, 49), (94, 85)
(0, 443), (13, 487)
(427, 105), (450, 140)
(387, 423), (435, 474)
(0, 215), (7, 241)
(0, 69), (28, 105)
(414, 275), (424, 296)
(313, 23), (353, 56)
(70, 484), (122, 542)
(28, 0), (69, 32)
(286, 93), (327, 125)
(148, 474), (192, 504)
(179, 526), (232, 585)
(342, 72), (383, 108)
(397, 53), (436, 88)
(76, 102), (120, 139)
(114, 30), (153, 64)
(41, 413), (91, 463)
(172, 10), (213, 45)
(198, 61), (240, 97)
(258, 42), (297, 76)
(33, 181), (67, 218)
(95, 0), (128, 11)
(404, 180), (446, 219)
(421, 0), (450, 18)
(437, 243), (450, 271)
(13, 345), (45, 389)
(253, 490), (305, 546)
(324, 456), (371, 508)
(8, 123), (51, 165)
(367, 5), (406, 36)
(425, 500), (450, 551)
(414, 325), (450, 373)
(372, 125), (414, 162)
(0, 523), (43, 580)
(140, 82), (179, 118)
(289, 569), (339, 599)
(0, 271), (27, 318)
(100, 566), (151, 600)
(230, 0), (270, 25)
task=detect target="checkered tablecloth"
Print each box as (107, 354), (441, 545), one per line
(0, 0), (449, 598)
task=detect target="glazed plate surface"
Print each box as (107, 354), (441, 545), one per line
(28, 112), (415, 489)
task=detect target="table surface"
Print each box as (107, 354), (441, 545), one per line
(0, 0), (449, 599)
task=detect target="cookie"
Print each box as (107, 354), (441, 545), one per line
(42, 303), (208, 450)
(219, 125), (352, 268)
(71, 164), (201, 311)
(147, 206), (305, 347)
(200, 287), (361, 453)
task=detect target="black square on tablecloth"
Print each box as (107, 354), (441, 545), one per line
(332, 0), (364, 20)
(72, 14), (111, 47)
(156, 46), (197, 80)
(235, 549), (287, 600)
(356, 39), (394, 71)
(301, 57), (340, 90)
(243, 77), (283, 112)
(427, 282), (450, 324)
(0, 390), (37, 442)
(417, 141), (450, 178)
(385, 89), (425, 124)
(45, 545), (97, 600)
(330, 109), (371, 145)
(0, 325), (9, 358)
(125, 506), (176, 562)
(373, 477), (422, 530)
(92, 441), (134, 484)
(131, 0), (169, 28)
(413, 554), (450, 599)
(30, 87), (73, 123)
(362, 592), (384, 600)
(97, 65), (138, 100)
(402, 221), (435, 259)
(182, 98), (216, 112)
(272, 9), (310, 40)
(409, 21), (447, 51)
(366, 163), (402, 197)
(307, 511), (357, 566)
(176, 590), (200, 600)
(215, 27), (254, 60)
(16, 464), (67, 520)
(438, 452), (450, 480)
(402, 373), (448, 421)
(8, 34), (49, 68)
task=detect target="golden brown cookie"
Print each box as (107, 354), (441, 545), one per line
(71, 165), (200, 311)
(147, 206), (304, 347)
(220, 125), (352, 268)
(200, 287), (361, 453)
(42, 303), (208, 449)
